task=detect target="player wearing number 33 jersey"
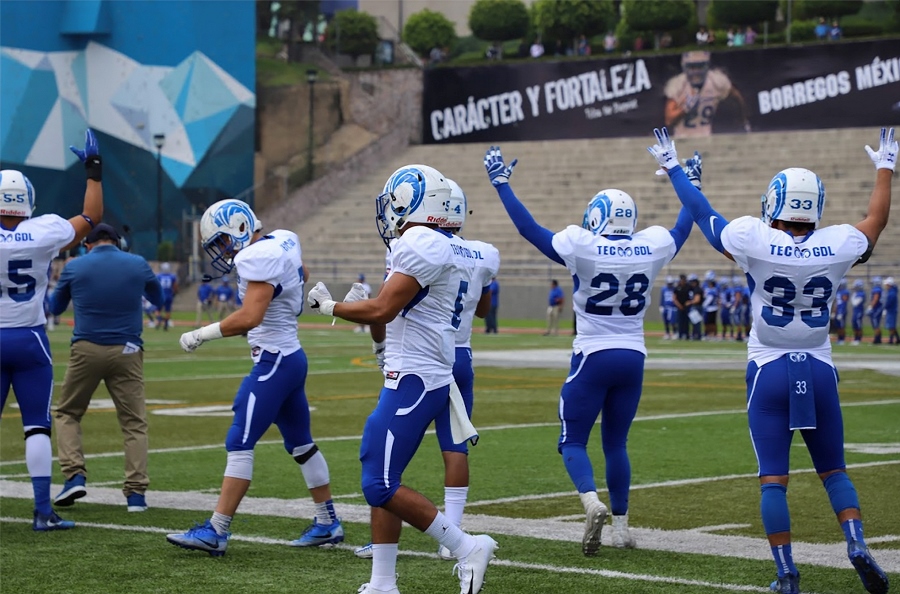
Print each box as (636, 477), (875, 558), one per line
(484, 145), (693, 556)
(651, 125), (894, 594)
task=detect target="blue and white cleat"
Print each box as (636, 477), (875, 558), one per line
(166, 520), (229, 557)
(848, 540), (889, 594)
(769, 572), (800, 594)
(126, 492), (147, 512)
(354, 542), (374, 559)
(290, 518), (344, 547)
(54, 474), (86, 507)
(33, 510), (75, 531)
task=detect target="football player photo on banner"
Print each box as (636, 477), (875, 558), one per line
(422, 39), (900, 144)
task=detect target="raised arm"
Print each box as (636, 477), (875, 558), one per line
(855, 127), (896, 261)
(63, 129), (103, 252)
(484, 146), (564, 266)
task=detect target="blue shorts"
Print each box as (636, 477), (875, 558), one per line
(435, 347), (474, 454)
(833, 313), (847, 330)
(0, 326), (54, 428)
(225, 349), (313, 453)
(720, 308), (732, 326)
(360, 374), (450, 507)
(746, 355), (845, 477)
(869, 308), (883, 329)
(161, 295), (174, 312)
(886, 312), (897, 331)
(852, 310), (864, 331)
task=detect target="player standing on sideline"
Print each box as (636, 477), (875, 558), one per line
(660, 276), (678, 339)
(307, 165), (498, 594)
(156, 262), (178, 330)
(866, 276), (884, 344)
(719, 277), (734, 339)
(353, 273), (373, 333)
(702, 270), (719, 339)
(884, 277), (898, 344)
(166, 199), (343, 556)
(195, 277), (215, 327)
(850, 279), (867, 345)
(484, 145), (693, 555)
(832, 279), (850, 345)
(650, 125), (893, 594)
(0, 130), (103, 530)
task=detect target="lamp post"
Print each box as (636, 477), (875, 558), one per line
(306, 69), (318, 183)
(153, 133), (166, 247)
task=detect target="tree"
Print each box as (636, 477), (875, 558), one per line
(794, 0), (863, 19)
(531, 0), (616, 44)
(469, 0), (530, 43)
(622, 0), (693, 47)
(708, 0), (778, 26)
(326, 9), (379, 59)
(403, 9), (458, 56)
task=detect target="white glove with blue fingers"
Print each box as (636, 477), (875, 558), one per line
(307, 282), (336, 316)
(647, 127), (679, 175)
(683, 151), (702, 190)
(372, 340), (386, 370)
(865, 127), (898, 172)
(484, 146), (518, 186)
(343, 282), (368, 303)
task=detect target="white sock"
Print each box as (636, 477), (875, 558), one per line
(24, 432), (52, 477)
(210, 512), (232, 536)
(424, 511), (475, 558)
(314, 501), (333, 526)
(371, 543), (398, 590)
(443, 486), (469, 528)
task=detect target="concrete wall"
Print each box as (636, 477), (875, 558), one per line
(257, 82), (344, 167)
(344, 68), (423, 141)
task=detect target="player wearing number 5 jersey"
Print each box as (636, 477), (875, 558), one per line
(484, 146), (693, 556)
(651, 125), (894, 594)
(0, 130), (103, 532)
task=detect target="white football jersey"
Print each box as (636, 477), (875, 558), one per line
(455, 238), (500, 348)
(721, 216), (868, 365)
(552, 225), (677, 356)
(0, 214), (74, 328)
(234, 229), (305, 358)
(383, 226), (474, 389)
(664, 69), (732, 138)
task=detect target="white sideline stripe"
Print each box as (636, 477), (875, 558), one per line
(466, 459), (900, 507)
(2, 479), (899, 574)
(0, 516), (778, 593)
(3, 399), (898, 469)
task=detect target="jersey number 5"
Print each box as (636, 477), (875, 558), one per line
(1, 259), (37, 302)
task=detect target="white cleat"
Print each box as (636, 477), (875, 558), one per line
(437, 544), (455, 560)
(581, 500), (609, 556)
(357, 584), (400, 594)
(610, 514), (637, 549)
(453, 534), (498, 594)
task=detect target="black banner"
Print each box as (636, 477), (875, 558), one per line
(422, 39), (900, 143)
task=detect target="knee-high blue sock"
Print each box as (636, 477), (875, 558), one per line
(32, 477), (52, 516)
(761, 483), (797, 578)
(604, 445), (631, 516)
(823, 472), (865, 546)
(560, 444), (595, 493)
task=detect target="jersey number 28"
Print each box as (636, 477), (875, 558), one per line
(586, 272), (649, 316)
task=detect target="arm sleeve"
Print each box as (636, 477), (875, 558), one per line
(668, 205), (694, 255)
(495, 184), (564, 265)
(48, 264), (73, 315)
(144, 261), (164, 307)
(667, 166), (728, 253)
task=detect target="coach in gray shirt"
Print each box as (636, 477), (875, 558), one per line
(49, 223), (162, 512)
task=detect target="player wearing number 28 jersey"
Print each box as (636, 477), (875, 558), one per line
(484, 145), (693, 556)
(650, 125), (894, 594)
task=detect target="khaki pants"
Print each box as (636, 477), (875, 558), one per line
(54, 341), (148, 497)
(195, 300), (215, 326)
(546, 305), (561, 335)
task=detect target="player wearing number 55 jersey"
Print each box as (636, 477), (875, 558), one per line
(484, 146), (693, 556)
(0, 130), (103, 532)
(651, 125), (894, 594)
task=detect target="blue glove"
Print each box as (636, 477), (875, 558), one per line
(484, 146), (517, 186)
(683, 151), (702, 190)
(70, 129), (102, 182)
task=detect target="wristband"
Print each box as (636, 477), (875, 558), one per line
(85, 155), (102, 182)
(198, 322), (223, 342)
(320, 299), (336, 317)
(80, 214), (96, 229)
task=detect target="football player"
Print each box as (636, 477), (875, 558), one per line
(484, 145), (693, 555)
(867, 276), (884, 344)
(660, 276), (678, 339)
(832, 278), (850, 345)
(155, 261), (178, 330)
(651, 125), (893, 594)
(308, 165), (498, 594)
(702, 270), (719, 339)
(0, 129), (103, 530)
(884, 277), (898, 344)
(664, 51), (750, 138)
(850, 279), (867, 345)
(167, 199), (343, 556)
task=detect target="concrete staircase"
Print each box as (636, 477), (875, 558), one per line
(288, 128), (899, 292)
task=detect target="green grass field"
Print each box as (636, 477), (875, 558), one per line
(2, 317), (898, 594)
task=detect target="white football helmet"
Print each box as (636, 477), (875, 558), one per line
(853, 279), (864, 289)
(200, 199), (259, 276)
(872, 276), (882, 285)
(885, 277), (895, 286)
(761, 168), (825, 228)
(376, 164), (452, 247)
(0, 169), (36, 218)
(443, 178), (468, 232)
(160, 262), (171, 272)
(583, 189), (637, 236)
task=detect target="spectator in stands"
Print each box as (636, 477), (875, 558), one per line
(530, 36), (545, 58)
(745, 26), (757, 45)
(733, 28), (745, 47)
(485, 276), (499, 333)
(726, 27), (736, 47)
(544, 279), (564, 336)
(696, 26), (710, 46)
(829, 20), (842, 41)
(815, 17), (829, 40)
(486, 42), (502, 61)
(604, 31), (617, 53)
(576, 34), (591, 56)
